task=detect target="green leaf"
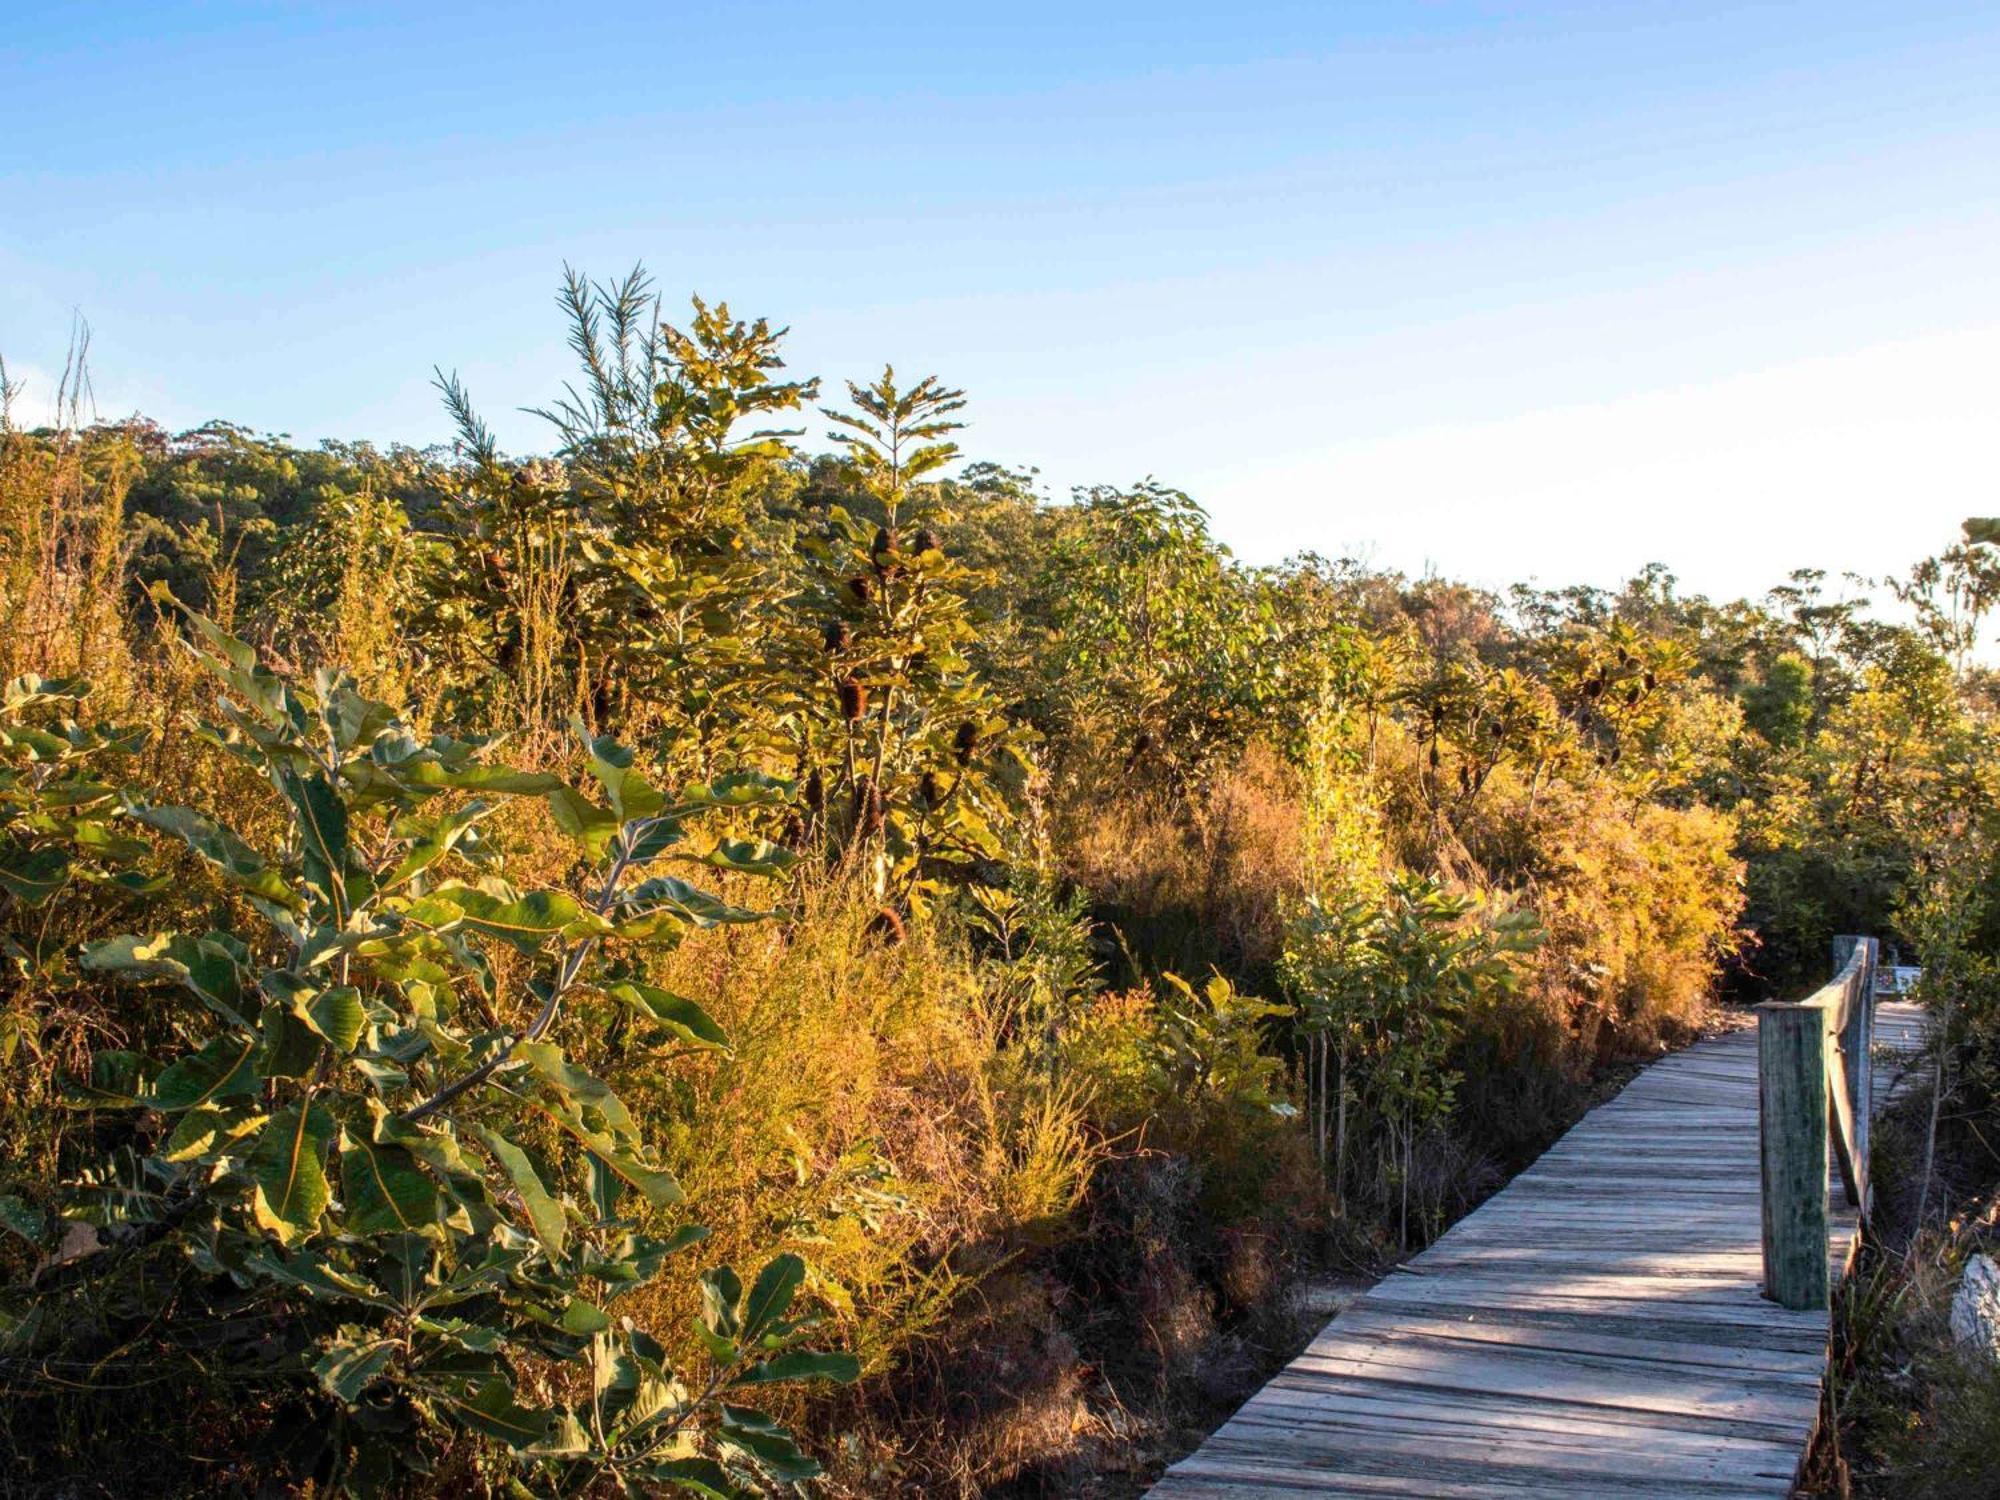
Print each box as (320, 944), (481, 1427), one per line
(125, 802), (301, 910)
(235, 1242), (398, 1308)
(625, 817), (686, 861)
(340, 1138), (439, 1235)
(614, 876), (764, 938)
(674, 772), (792, 811)
(257, 997), (324, 1080)
(317, 674), (398, 756)
(277, 768), (349, 908)
(162, 1105), (267, 1162)
(515, 1042), (638, 1137)
(605, 982), (731, 1052)
(732, 1349), (861, 1386)
(476, 1127), (567, 1257)
(384, 800), (492, 888)
(314, 1335), (398, 1403)
(150, 1034), (261, 1110)
(576, 722), (666, 822)
(0, 1194), (46, 1243)
(698, 839), (797, 878)
(635, 1457), (753, 1499)
(451, 1379), (555, 1449)
(559, 1297), (611, 1335)
(61, 1049), (149, 1107)
(0, 847), (69, 905)
(717, 1404), (821, 1482)
(2, 673), (89, 712)
(546, 786), (620, 861)
(541, 1106), (681, 1208)
(524, 1410), (592, 1458)
(700, 1265), (743, 1341)
(249, 1103), (335, 1242)
(299, 986), (366, 1053)
(741, 1253), (804, 1342)
(82, 932), (254, 1028)
(433, 886), (594, 954)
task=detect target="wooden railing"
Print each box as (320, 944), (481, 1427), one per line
(1755, 936), (1877, 1310)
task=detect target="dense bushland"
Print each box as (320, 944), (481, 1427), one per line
(3, 281), (1999, 1497)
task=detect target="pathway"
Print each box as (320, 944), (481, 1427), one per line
(1148, 1002), (1929, 1498)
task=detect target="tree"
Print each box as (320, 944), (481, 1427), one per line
(780, 369), (1029, 909)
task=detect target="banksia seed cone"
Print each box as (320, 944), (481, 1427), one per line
(856, 777), (885, 835)
(918, 770), (941, 808)
(803, 767), (825, 811)
(1429, 742), (1441, 770)
(1584, 675), (1604, 699)
(824, 619), (852, 653)
(913, 527), (940, 556)
(954, 721), (979, 764)
(847, 574), (872, 605)
(866, 905), (907, 945)
(838, 675), (867, 722)
(871, 526), (901, 580)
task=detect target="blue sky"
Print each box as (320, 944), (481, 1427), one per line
(6, 3), (1999, 602)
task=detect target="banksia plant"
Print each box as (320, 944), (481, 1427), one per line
(783, 369), (1027, 908)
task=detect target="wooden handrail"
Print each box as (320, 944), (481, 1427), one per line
(1755, 937), (1877, 1309)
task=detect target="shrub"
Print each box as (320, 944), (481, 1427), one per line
(0, 609), (855, 1496)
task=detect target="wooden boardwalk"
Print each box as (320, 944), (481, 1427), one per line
(1150, 1002), (1929, 1499)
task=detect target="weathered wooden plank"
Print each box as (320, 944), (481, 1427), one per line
(1161, 1450), (1790, 1498)
(1324, 1305), (1828, 1374)
(1204, 1417), (1798, 1489)
(1228, 1378), (1811, 1451)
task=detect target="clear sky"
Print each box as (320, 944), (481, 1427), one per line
(6, 3), (1998, 604)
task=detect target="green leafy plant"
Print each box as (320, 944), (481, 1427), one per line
(0, 674), (164, 1083)
(9, 604), (854, 1497)
(1283, 875), (1538, 1243)
(785, 370), (1029, 910)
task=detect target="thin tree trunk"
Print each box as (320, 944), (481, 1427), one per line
(1915, 1038), (1946, 1229)
(1399, 1109), (1411, 1251)
(1333, 1032), (1349, 1218)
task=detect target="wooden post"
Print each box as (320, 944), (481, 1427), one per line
(1757, 1000), (1830, 1309)
(1836, 936), (1875, 1212)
